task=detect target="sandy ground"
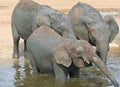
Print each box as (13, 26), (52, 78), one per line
(0, 0), (120, 59)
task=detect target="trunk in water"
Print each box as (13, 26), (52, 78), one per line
(92, 56), (119, 87)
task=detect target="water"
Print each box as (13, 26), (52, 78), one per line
(0, 46), (120, 87)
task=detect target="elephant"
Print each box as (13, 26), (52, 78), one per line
(68, 2), (119, 64)
(26, 25), (118, 87)
(11, 0), (76, 58)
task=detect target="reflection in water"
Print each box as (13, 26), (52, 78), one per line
(13, 57), (32, 87)
(0, 47), (120, 87)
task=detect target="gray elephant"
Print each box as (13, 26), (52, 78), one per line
(27, 25), (118, 87)
(68, 2), (119, 64)
(11, 0), (76, 58)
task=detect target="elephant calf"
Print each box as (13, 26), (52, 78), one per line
(68, 2), (119, 64)
(27, 25), (118, 87)
(11, 0), (75, 58)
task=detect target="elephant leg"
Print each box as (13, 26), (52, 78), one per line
(13, 37), (20, 58)
(24, 40), (29, 58)
(53, 63), (68, 79)
(28, 52), (40, 73)
(12, 20), (20, 58)
(69, 65), (80, 78)
(12, 30), (20, 58)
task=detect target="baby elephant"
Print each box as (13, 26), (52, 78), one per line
(27, 25), (118, 87)
(11, 0), (75, 58)
(68, 2), (119, 64)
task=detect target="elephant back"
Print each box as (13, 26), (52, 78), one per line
(69, 2), (102, 21)
(31, 25), (63, 47)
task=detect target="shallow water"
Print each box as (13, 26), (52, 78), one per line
(0, 47), (120, 87)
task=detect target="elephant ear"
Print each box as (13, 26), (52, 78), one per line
(78, 40), (95, 64)
(54, 42), (73, 67)
(78, 16), (97, 41)
(104, 15), (119, 43)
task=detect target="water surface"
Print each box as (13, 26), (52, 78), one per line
(0, 47), (120, 87)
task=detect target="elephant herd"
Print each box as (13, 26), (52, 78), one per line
(11, 0), (119, 87)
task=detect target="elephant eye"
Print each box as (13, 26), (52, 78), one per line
(76, 51), (82, 56)
(76, 52), (80, 54)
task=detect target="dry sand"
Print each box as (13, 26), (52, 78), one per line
(0, 0), (120, 59)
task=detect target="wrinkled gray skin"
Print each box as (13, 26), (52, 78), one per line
(68, 2), (119, 64)
(27, 25), (118, 87)
(11, 0), (76, 58)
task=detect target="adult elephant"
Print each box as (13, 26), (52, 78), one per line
(11, 0), (76, 58)
(68, 2), (119, 64)
(27, 25), (118, 87)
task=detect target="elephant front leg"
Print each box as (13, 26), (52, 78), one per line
(13, 36), (20, 58)
(28, 52), (39, 73)
(24, 40), (29, 58)
(12, 21), (20, 58)
(53, 63), (68, 79)
(69, 65), (80, 78)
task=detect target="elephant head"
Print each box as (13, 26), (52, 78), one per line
(78, 15), (119, 64)
(36, 11), (76, 39)
(48, 13), (76, 39)
(54, 40), (118, 87)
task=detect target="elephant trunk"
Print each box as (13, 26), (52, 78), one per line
(100, 47), (108, 64)
(97, 42), (109, 64)
(92, 56), (119, 87)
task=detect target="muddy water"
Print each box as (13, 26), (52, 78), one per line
(0, 47), (120, 87)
